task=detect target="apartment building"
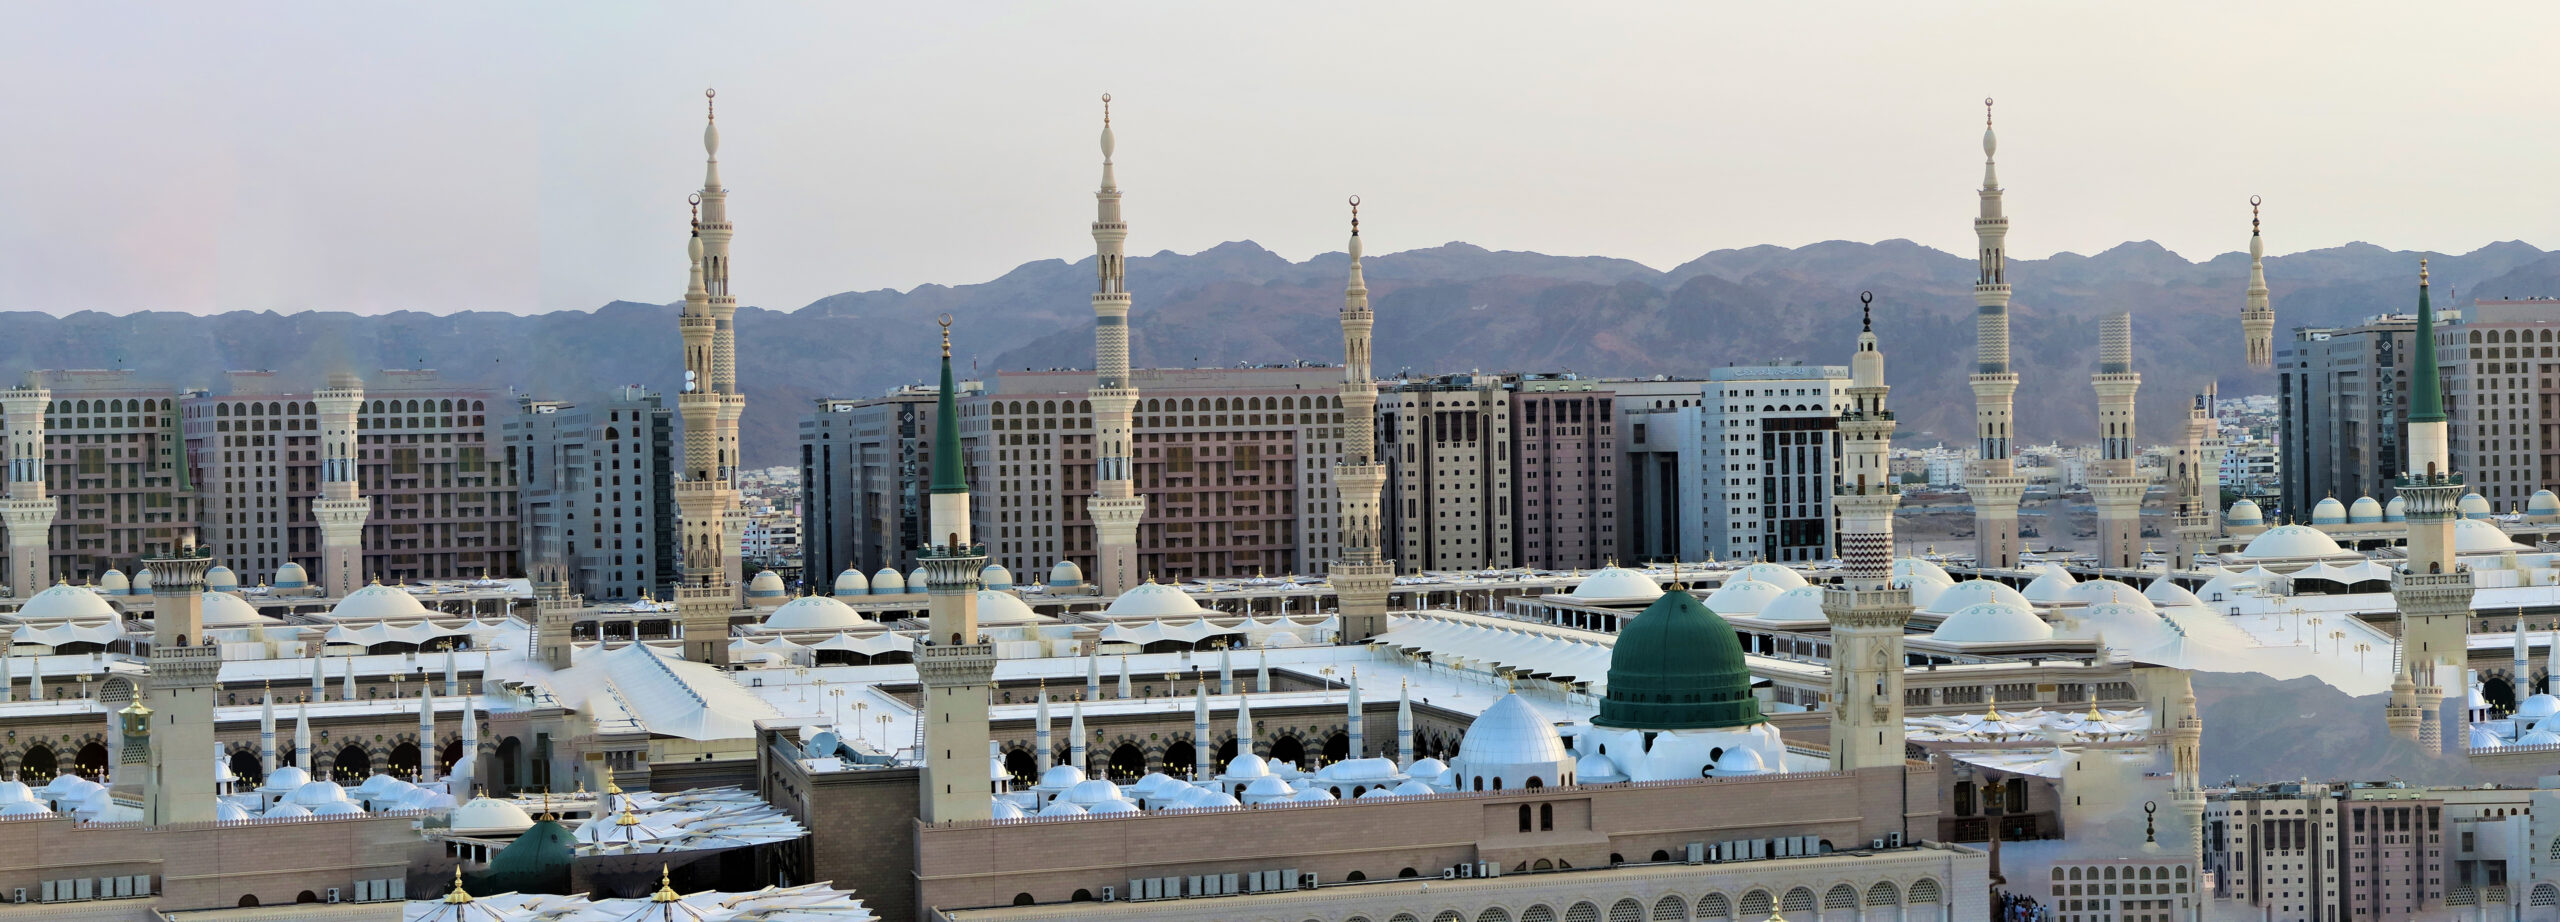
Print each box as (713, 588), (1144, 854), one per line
(1612, 378), (1710, 563)
(799, 386), (947, 578)
(2446, 299), (2560, 510)
(12, 370), (196, 581)
(1378, 374), (1512, 571)
(2277, 316), (2420, 522)
(1705, 364), (1846, 563)
(1508, 375), (1616, 570)
(2201, 780), (2554, 921)
(504, 386), (677, 602)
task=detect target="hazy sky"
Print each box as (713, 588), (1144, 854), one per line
(7, 2), (2557, 316)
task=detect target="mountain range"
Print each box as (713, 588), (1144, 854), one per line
(9, 238), (2557, 467)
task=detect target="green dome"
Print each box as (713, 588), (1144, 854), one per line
(472, 817), (576, 895)
(1593, 589), (1764, 731)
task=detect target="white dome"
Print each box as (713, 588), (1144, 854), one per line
(41, 775), (102, 798)
(2461, 493), (2494, 519)
(1087, 798), (1142, 814)
(273, 562), (309, 589)
(977, 589), (1041, 623)
(259, 766), (312, 794)
(1038, 764), (1088, 789)
(2522, 727), (2560, 747)
(1048, 560), (1085, 588)
(2078, 602), (2175, 651)
(96, 569), (130, 595)
(310, 800), (364, 817)
(1064, 778), (1127, 806)
(979, 564), (1014, 591)
(1930, 603), (2053, 644)
(288, 780), (352, 807)
(1314, 757), (1403, 783)
(1893, 557), (1954, 585)
(2143, 578), (2204, 609)
(201, 591), (275, 627)
(0, 799), (50, 818)
(1221, 752), (1272, 779)
(15, 583), (117, 622)
(2348, 497), (2384, 523)
(2226, 499), (2264, 527)
(870, 568), (906, 595)
(1922, 579), (2034, 616)
(1732, 562), (1808, 589)
(2194, 572), (2263, 601)
(2516, 694), (2560, 721)
(2386, 496), (2408, 521)
(1574, 751), (1626, 784)
(763, 595), (866, 631)
(2533, 490), (2560, 516)
(1105, 581), (1205, 617)
(0, 781), (28, 804)
(448, 796), (536, 835)
(1405, 757), (1448, 781)
(991, 799), (1027, 820)
(1702, 578), (1785, 617)
(1453, 693), (1569, 767)
(1564, 566), (1664, 605)
(1288, 787), (1336, 803)
(1708, 746), (1769, 776)
(1184, 788), (1242, 809)
(2455, 518), (2529, 553)
(2470, 724), (2509, 750)
(746, 570), (786, 598)
(831, 568), (869, 597)
(1242, 775), (1297, 802)
(205, 566), (240, 591)
(1896, 572), (1956, 609)
(262, 801), (311, 819)
(2066, 579), (2153, 612)
(1036, 799), (1088, 817)
(2238, 524), (2344, 560)
(2310, 497), (2347, 525)
(1754, 585), (1829, 624)
(1260, 631), (1304, 648)
(329, 583), (431, 621)
(2021, 564), (2079, 603)
(908, 567), (931, 592)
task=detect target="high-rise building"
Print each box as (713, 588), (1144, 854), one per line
(2199, 780), (2555, 921)
(1611, 378), (1711, 562)
(327, 371), (514, 584)
(505, 386), (677, 601)
(799, 385), (953, 578)
(1377, 374), (1513, 570)
(1704, 364), (1846, 563)
(2276, 315), (2420, 520)
(15, 370), (195, 583)
(2444, 298), (2560, 511)
(1508, 375), (1616, 571)
(1968, 99), (2029, 570)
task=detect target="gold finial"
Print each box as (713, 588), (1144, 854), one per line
(651, 864), (679, 903)
(2420, 258), (2431, 286)
(443, 866), (473, 904)
(1101, 93), (1112, 125)
(1984, 97), (1994, 126)
(939, 313), (954, 358)
(704, 87), (716, 121)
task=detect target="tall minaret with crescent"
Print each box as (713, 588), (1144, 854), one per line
(916, 316), (997, 824)
(2242, 196), (2275, 370)
(673, 90), (742, 666)
(1824, 292), (1914, 770)
(2088, 314), (2147, 572)
(1333, 197), (1394, 643)
(1085, 93), (1147, 595)
(1, 373), (54, 597)
(1967, 98), (2029, 571)
(2388, 259), (2471, 749)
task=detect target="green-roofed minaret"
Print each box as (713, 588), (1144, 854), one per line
(2388, 257), (2467, 751)
(2408, 260), (2445, 424)
(931, 317), (968, 495)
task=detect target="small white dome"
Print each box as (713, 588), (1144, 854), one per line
(1702, 579), (1785, 617)
(1922, 579), (2034, 616)
(2310, 497), (2347, 525)
(1574, 751), (1626, 784)
(2078, 602), (2176, 651)
(1709, 746), (1769, 776)
(329, 583), (431, 621)
(1930, 602), (2053, 644)
(991, 799), (1027, 820)
(1185, 788), (1242, 808)
(96, 569), (130, 595)
(908, 567), (931, 592)
(2515, 694), (2560, 720)
(1064, 778), (1127, 806)
(1289, 787), (1337, 803)
(2238, 524), (2345, 560)
(202, 591), (275, 627)
(979, 564), (1014, 591)
(1087, 798), (1142, 814)
(2461, 493), (2494, 519)
(1405, 758), (1448, 781)
(310, 800), (364, 817)
(1453, 693), (1569, 767)
(2143, 578), (2204, 609)
(832, 568), (869, 597)
(131, 568), (153, 592)
(2021, 564), (2079, 603)
(2386, 496), (2408, 521)
(2348, 497), (2384, 523)
(2194, 571), (2263, 601)
(2226, 499), (2264, 527)
(288, 780), (352, 807)
(764, 595), (866, 631)
(259, 766), (312, 794)
(2522, 727), (2560, 747)
(1564, 566), (1664, 605)
(15, 583), (117, 622)
(1242, 776), (1297, 801)
(978, 589), (1041, 623)
(273, 562), (310, 589)
(1222, 752), (1272, 779)
(746, 570), (787, 598)
(870, 568), (906, 594)
(2455, 518), (2529, 553)
(262, 801), (312, 819)
(1893, 557), (1954, 585)
(1048, 559), (1085, 588)
(1732, 562), (1808, 589)
(0, 781), (29, 804)
(448, 796), (536, 835)
(2532, 490), (2560, 516)
(205, 566), (240, 591)
(1105, 581), (1206, 617)
(2066, 579), (2153, 612)
(0, 799), (50, 818)
(2470, 724), (2509, 750)
(1036, 799), (1088, 817)
(1753, 585), (1828, 624)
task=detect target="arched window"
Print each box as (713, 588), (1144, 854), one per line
(1866, 881), (1900, 906)
(1540, 803), (1553, 830)
(1519, 804), (1532, 831)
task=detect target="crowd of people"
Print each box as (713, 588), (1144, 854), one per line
(1994, 889), (2051, 922)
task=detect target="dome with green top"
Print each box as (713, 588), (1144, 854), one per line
(470, 815), (575, 895)
(1593, 588), (1763, 730)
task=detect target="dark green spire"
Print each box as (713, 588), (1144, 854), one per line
(2408, 260), (2445, 424)
(931, 317), (968, 495)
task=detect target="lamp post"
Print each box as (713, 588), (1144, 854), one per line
(828, 687), (845, 731)
(2307, 616), (2324, 653)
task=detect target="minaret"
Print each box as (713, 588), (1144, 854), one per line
(1068, 701), (1087, 774)
(293, 700), (310, 768)
(259, 687), (277, 774)
(313, 373), (369, 595)
(1345, 673), (1364, 760)
(1967, 99), (2029, 571)
(1395, 681), (1414, 769)
(699, 90), (748, 581)
(142, 537), (218, 825)
(1084, 94), (1148, 595)
(2089, 314), (2149, 572)
(1333, 196), (1396, 642)
(1235, 692), (1256, 757)
(1116, 656), (1131, 699)
(452, 694), (478, 795)
(531, 522), (580, 670)
(1034, 693), (1053, 773)
(1217, 647), (1234, 695)
(2170, 395), (2214, 572)
(674, 183), (737, 666)
(2242, 196), (2275, 370)
(2514, 620), (2531, 709)
(1191, 683), (1211, 781)
(2, 373), (55, 597)
(416, 687), (437, 784)
(1084, 653), (1100, 701)
(3, 652), (14, 703)
(1256, 650), (1270, 693)
(915, 316), (997, 825)
(2391, 259), (2472, 750)
(442, 647), (459, 697)
(1824, 292), (1917, 771)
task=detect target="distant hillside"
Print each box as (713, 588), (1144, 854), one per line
(6, 239), (2553, 467)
